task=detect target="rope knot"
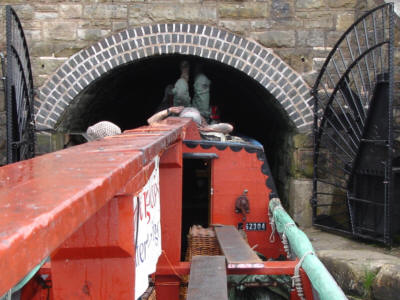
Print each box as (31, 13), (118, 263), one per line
(291, 251), (315, 300)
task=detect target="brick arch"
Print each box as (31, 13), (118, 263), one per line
(36, 24), (313, 132)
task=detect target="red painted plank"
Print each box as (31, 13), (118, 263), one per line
(0, 118), (191, 296)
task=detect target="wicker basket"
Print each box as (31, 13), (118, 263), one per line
(180, 225), (222, 300)
(179, 276), (189, 300)
(185, 225), (222, 260)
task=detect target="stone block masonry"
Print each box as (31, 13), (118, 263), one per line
(1, 1), (394, 121)
(0, 0), (376, 92)
(0, 0), (398, 230)
(0, 0), (379, 134)
(34, 23), (314, 131)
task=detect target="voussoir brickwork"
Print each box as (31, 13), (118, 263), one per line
(36, 24), (314, 132)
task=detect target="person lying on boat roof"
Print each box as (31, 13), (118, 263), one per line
(147, 106), (233, 134)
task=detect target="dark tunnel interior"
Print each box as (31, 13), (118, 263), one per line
(58, 54), (295, 202)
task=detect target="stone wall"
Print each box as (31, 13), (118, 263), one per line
(34, 24), (314, 130)
(0, 0), (398, 227)
(0, 0), (371, 90)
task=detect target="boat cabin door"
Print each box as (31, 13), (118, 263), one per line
(181, 153), (217, 259)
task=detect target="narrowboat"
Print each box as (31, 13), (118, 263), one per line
(0, 118), (346, 300)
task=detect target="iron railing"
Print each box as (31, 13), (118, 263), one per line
(311, 3), (395, 245)
(3, 5), (35, 164)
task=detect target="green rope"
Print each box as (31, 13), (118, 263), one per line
(269, 198), (347, 300)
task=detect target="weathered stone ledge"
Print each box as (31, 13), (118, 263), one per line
(305, 228), (400, 300)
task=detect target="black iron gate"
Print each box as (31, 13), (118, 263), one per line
(311, 3), (397, 245)
(1, 5), (35, 164)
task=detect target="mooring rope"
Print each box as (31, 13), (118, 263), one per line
(282, 222), (296, 258)
(268, 203), (285, 243)
(292, 251), (315, 300)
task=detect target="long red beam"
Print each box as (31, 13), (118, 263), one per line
(0, 118), (191, 296)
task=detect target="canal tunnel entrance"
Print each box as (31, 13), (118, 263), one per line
(55, 55), (295, 203)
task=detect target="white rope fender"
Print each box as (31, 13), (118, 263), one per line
(282, 222), (296, 258)
(269, 215), (276, 243)
(292, 250), (315, 300)
(268, 204), (285, 243)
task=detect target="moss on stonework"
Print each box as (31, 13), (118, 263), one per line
(293, 133), (313, 149)
(301, 158), (314, 178)
(35, 132), (66, 155)
(290, 133), (314, 179)
(291, 157), (313, 178)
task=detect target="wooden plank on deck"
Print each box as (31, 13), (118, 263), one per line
(187, 256), (228, 300)
(215, 225), (264, 269)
